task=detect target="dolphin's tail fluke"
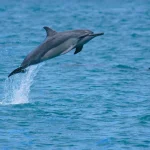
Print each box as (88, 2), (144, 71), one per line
(8, 67), (25, 77)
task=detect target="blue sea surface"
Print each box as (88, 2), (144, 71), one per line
(0, 0), (150, 149)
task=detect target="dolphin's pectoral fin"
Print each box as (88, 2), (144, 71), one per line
(74, 45), (83, 54)
(43, 26), (57, 37)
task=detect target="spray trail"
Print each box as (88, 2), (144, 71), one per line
(1, 64), (42, 105)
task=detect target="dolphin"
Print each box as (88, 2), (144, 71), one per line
(8, 27), (104, 77)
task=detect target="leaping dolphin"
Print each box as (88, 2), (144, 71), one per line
(8, 27), (104, 77)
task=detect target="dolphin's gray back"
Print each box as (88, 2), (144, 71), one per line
(21, 32), (81, 68)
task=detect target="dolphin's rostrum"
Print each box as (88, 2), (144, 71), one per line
(8, 27), (104, 77)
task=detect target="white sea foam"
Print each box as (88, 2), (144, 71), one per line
(1, 64), (42, 105)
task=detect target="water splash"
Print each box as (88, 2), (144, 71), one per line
(1, 64), (42, 105)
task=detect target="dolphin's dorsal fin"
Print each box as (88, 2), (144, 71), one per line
(43, 26), (57, 37)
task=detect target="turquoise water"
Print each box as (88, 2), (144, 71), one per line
(0, 0), (150, 149)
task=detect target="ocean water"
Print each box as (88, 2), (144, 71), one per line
(0, 0), (150, 149)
